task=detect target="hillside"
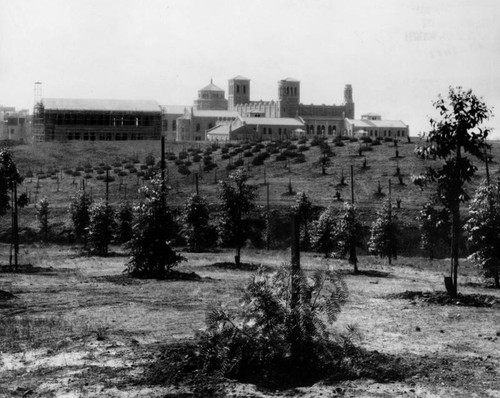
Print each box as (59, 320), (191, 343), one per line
(1, 136), (498, 240)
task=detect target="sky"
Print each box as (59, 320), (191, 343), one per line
(1, 0), (499, 138)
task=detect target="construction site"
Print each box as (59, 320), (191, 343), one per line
(32, 83), (162, 142)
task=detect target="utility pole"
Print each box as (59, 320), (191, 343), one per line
(350, 165), (354, 204)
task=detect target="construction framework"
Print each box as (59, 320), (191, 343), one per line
(34, 97), (162, 142)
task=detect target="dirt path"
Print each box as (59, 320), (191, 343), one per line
(1, 246), (500, 397)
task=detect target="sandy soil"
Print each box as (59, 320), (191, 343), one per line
(1, 245), (500, 397)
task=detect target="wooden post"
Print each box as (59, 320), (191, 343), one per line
(195, 173), (199, 195)
(106, 169), (109, 204)
(161, 136), (166, 191)
(13, 182), (18, 269)
(266, 182), (270, 250)
(350, 164), (354, 204)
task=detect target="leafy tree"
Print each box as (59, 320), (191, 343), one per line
(36, 197), (50, 242)
(126, 176), (184, 278)
(292, 192), (313, 251)
(0, 149), (22, 215)
(313, 153), (331, 175)
(464, 181), (500, 288)
(368, 200), (398, 264)
(414, 87), (492, 296)
(197, 265), (352, 386)
(311, 205), (338, 258)
(181, 193), (214, 252)
(336, 202), (363, 273)
(116, 201), (134, 244)
(0, 149), (24, 268)
(88, 201), (116, 256)
(417, 202), (450, 260)
(68, 190), (92, 246)
(217, 169), (258, 266)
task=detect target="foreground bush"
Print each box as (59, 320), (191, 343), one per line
(194, 265), (355, 387)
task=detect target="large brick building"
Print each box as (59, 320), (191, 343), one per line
(168, 76), (355, 141)
(34, 98), (162, 141)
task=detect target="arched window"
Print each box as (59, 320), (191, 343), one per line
(317, 125), (321, 134)
(243, 85), (246, 94)
(237, 85), (240, 93)
(208, 123), (213, 129)
(196, 123), (201, 132)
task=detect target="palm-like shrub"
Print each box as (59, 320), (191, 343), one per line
(197, 265), (352, 387)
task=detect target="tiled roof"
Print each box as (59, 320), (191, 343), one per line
(281, 77), (300, 82)
(199, 82), (224, 92)
(347, 119), (407, 128)
(242, 117), (304, 126)
(43, 98), (160, 112)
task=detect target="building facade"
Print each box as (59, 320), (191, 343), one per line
(0, 106), (30, 142)
(170, 76), (355, 141)
(345, 113), (409, 139)
(35, 98), (162, 141)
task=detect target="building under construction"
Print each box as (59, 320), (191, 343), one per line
(33, 98), (162, 141)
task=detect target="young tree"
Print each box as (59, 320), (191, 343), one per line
(88, 201), (116, 256)
(37, 197), (50, 242)
(126, 176), (184, 278)
(465, 181), (500, 288)
(116, 201), (134, 245)
(68, 191), (92, 247)
(0, 149), (22, 215)
(292, 192), (313, 251)
(217, 169), (258, 266)
(368, 200), (398, 264)
(336, 202), (363, 273)
(417, 202), (450, 260)
(0, 149), (24, 268)
(414, 87), (492, 296)
(181, 193), (214, 252)
(311, 205), (338, 258)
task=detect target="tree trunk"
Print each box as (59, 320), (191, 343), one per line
(494, 266), (499, 289)
(235, 246), (241, 266)
(349, 243), (358, 274)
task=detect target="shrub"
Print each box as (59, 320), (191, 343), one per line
(88, 201), (116, 256)
(116, 201), (134, 244)
(181, 194), (215, 251)
(126, 177), (184, 278)
(196, 264), (351, 388)
(68, 191), (92, 245)
(37, 197), (50, 242)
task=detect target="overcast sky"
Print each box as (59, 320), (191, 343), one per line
(1, 0), (499, 138)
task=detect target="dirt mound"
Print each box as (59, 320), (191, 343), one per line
(386, 290), (500, 307)
(0, 289), (15, 300)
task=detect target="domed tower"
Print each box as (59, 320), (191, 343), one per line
(194, 79), (228, 110)
(278, 78), (300, 117)
(343, 84), (354, 119)
(228, 76), (250, 110)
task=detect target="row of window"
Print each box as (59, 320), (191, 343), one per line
(367, 129), (406, 137)
(47, 114), (156, 127)
(65, 132), (147, 141)
(306, 125), (338, 135)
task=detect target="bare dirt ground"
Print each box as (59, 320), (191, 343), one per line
(1, 244), (500, 397)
